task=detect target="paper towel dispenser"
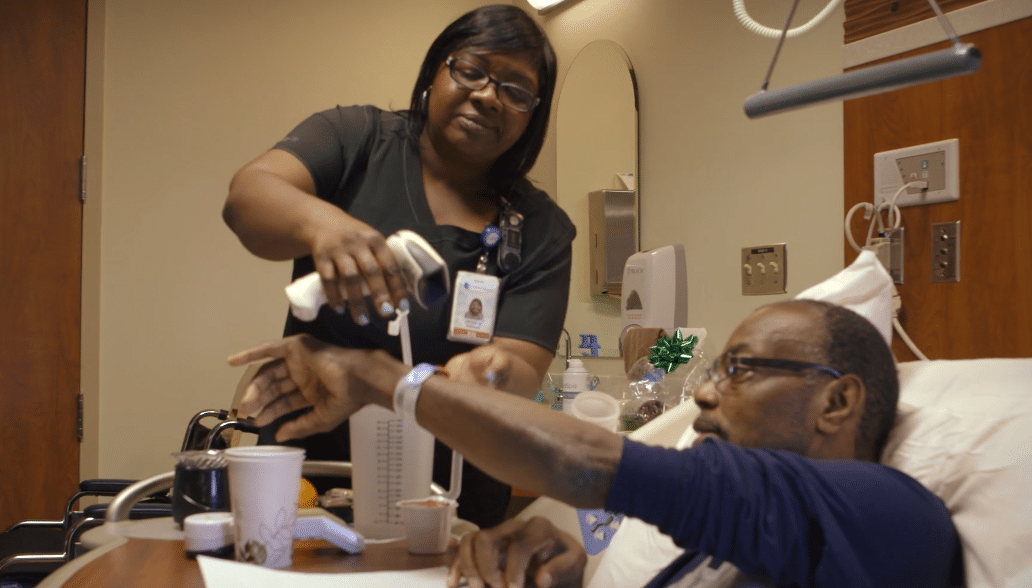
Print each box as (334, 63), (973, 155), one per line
(589, 189), (637, 297)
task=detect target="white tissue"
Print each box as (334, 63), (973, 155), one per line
(285, 272), (328, 322)
(795, 249), (894, 346)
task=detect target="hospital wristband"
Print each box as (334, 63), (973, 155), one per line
(393, 363), (440, 420)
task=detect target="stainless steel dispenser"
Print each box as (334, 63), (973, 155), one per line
(588, 189), (637, 297)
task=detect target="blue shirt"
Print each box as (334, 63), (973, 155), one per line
(607, 439), (962, 588)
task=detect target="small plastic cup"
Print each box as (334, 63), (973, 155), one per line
(396, 496), (456, 555)
(570, 391), (621, 432)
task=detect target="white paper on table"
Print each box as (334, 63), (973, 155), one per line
(197, 555), (448, 588)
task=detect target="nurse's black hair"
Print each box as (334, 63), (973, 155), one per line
(407, 4), (557, 189)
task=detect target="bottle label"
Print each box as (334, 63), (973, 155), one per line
(561, 390), (579, 413)
(562, 380), (586, 392)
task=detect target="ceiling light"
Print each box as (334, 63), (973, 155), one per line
(527, 0), (579, 15)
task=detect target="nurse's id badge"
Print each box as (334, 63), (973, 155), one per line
(447, 270), (499, 345)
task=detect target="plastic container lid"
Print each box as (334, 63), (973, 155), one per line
(566, 358), (587, 371)
(570, 391), (621, 432)
(183, 512), (234, 553)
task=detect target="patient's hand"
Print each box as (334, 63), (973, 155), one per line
(447, 516), (586, 588)
(227, 334), (386, 441)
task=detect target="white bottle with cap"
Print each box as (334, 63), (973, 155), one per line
(562, 359), (590, 414)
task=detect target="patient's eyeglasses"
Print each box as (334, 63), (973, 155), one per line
(705, 353), (843, 393)
(446, 56), (540, 113)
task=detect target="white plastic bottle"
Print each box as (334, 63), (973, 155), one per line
(562, 359), (590, 414)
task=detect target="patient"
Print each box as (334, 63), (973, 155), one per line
(228, 299), (962, 588)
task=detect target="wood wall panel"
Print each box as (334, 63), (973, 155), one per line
(843, 16), (1032, 360)
(844, 0), (984, 43)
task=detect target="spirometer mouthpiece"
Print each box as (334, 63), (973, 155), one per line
(285, 230), (450, 322)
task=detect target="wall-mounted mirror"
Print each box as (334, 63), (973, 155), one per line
(557, 40), (639, 358)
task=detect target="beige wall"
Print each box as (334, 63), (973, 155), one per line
(83, 0), (844, 479)
(533, 0), (845, 379)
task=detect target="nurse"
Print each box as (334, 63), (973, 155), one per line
(222, 4), (573, 529)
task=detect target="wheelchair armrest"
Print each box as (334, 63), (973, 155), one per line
(83, 503), (171, 521)
(125, 504), (173, 520)
(78, 479), (137, 494)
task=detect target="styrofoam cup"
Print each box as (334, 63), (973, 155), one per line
(225, 446), (305, 568)
(570, 391), (621, 432)
(396, 496), (456, 554)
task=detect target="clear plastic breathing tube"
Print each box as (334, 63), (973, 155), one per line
(733, 0), (844, 38)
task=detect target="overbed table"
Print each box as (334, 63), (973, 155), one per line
(38, 521), (455, 588)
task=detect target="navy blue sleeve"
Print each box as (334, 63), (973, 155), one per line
(607, 439), (960, 588)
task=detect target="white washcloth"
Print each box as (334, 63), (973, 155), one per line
(284, 272), (329, 322)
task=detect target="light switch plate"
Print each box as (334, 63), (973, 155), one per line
(741, 244), (787, 296)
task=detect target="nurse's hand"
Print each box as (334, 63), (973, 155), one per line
(445, 338), (554, 399)
(445, 344), (514, 390)
(447, 516), (586, 588)
(307, 214), (410, 326)
(227, 334), (402, 442)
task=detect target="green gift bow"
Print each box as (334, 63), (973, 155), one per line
(648, 331), (699, 374)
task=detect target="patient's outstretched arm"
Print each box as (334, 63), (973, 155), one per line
(229, 334), (624, 509)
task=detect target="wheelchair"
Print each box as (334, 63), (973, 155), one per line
(0, 409), (257, 587)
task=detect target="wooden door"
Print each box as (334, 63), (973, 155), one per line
(0, 0), (86, 529)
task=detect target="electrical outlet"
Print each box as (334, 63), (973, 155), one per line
(867, 228), (905, 284)
(741, 244), (787, 296)
(931, 221), (960, 283)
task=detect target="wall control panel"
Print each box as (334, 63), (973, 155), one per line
(741, 244), (787, 296)
(874, 139), (959, 208)
(931, 221), (961, 283)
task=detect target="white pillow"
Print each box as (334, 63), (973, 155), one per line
(795, 249), (895, 346)
(885, 359), (1032, 588)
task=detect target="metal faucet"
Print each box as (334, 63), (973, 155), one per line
(558, 328), (571, 369)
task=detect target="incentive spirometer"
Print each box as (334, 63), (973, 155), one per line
(283, 230), (461, 541)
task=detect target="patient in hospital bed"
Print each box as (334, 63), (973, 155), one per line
(522, 250), (1032, 588)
